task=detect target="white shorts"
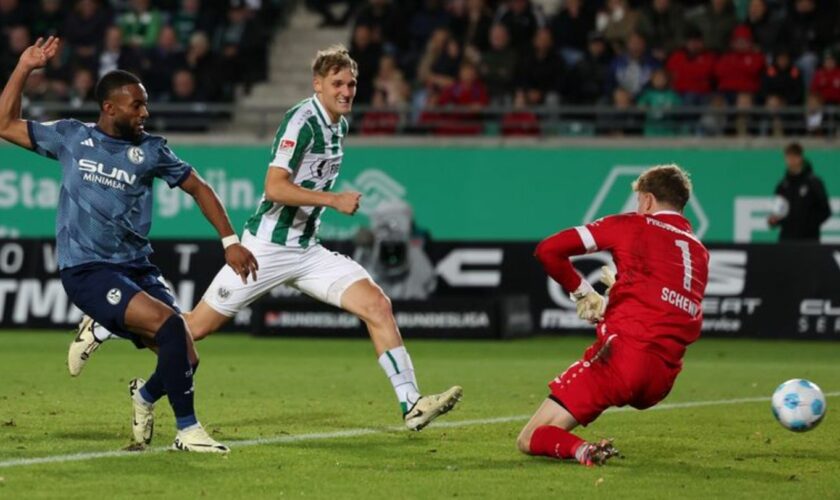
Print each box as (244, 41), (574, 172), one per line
(202, 231), (371, 317)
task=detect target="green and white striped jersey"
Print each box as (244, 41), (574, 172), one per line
(244, 95), (348, 247)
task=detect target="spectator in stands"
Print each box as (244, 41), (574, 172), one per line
(355, 0), (397, 49)
(598, 87), (643, 135)
(448, 0), (493, 52)
(214, 2), (267, 94)
(714, 25), (765, 101)
(636, 0), (686, 61)
(119, 0), (164, 49)
(666, 28), (716, 106)
(501, 89), (540, 136)
(350, 23), (383, 104)
(439, 60), (489, 108)
(0, 25), (29, 82)
(171, 0), (217, 47)
(493, 0), (547, 56)
(550, 0), (595, 66)
(23, 68), (64, 107)
(184, 31), (220, 101)
(779, 0), (836, 86)
(415, 28), (455, 103)
(66, 67), (96, 108)
(566, 32), (612, 104)
(62, 0), (112, 72)
(804, 92), (824, 135)
(170, 69), (206, 102)
(597, 0), (638, 55)
(768, 142), (831, 241)
(688, 0), (738, 53)
(480, 23), (519, 103)
(760, 50), (804, 136)
(435, 60), (489, 134)
(97, 26), (143, 79)
(145, 25), (186, 96)
(515, 27), (563, 105)
(809, 51), (840, 104)
(745, 0), (782, 54)
(373, 54), (411, 106)
(30, 0), (65, 38)
(698, 93), (728, 136)
(361, 89), (401, 134)
(609, 32), (658, 98)
(409, 0), (451, 59)
(0, 0), (31, 33)
(307, 0), (360, 27)
(637, 68), (682, 136)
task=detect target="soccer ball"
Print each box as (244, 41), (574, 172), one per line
(771, 379), (827, 432)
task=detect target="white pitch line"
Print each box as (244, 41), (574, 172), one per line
(1, 392), (837, 470)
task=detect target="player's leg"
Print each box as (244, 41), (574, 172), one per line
(517, 399), (620, 466)
(293, 246), (462, 430)
(122, 291), (228, 453)
(184, 300), (236, 341)
(516, 340), (622, 466)
(68, 274), (171, 376)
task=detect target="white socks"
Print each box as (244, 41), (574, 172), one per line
(92, 322), (116, 342)
(378, 346), (421, 414)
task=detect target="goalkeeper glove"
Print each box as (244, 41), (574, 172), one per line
(600, 266), (616, 294)
(571, 280), (606, 324)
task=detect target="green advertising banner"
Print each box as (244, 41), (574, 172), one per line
(1, 145), (838, 242)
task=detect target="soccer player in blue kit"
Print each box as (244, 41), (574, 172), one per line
(0, 37), (259, 453)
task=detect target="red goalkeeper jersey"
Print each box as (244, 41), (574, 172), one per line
(580, 212), (709, 365)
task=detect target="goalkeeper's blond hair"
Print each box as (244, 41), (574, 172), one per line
(632, 164), (693, 211)
(312, 45), (358, 77)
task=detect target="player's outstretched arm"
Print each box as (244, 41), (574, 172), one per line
(0, 36), (60, 149)
(180, 170), (259, 283)
(535, 228), (606, 323)
(264, 168), (361, 215)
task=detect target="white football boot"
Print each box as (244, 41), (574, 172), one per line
(172, 424), (230, 454)
(404, 385), (463, 431)
(128, 378), (155, 448)
(68, 315), (101, 377)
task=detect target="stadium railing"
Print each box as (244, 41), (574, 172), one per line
(21, 102), (840, 138)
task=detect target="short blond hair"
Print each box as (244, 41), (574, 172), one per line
(312, 44), (358, 77)
(632, 164), (693, 210)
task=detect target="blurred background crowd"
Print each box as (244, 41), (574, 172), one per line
(3, 0), (840, 136)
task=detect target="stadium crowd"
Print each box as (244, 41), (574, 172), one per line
(3, 0), (840, 136)
(344, 0), (840, 136)
(0, 0), (280, 109)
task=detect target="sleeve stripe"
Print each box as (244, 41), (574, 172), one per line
(575, 226), (597, 253)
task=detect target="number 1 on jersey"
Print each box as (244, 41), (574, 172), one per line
(675, 240), (692, 292)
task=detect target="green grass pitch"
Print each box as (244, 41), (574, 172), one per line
(0, 331), (838, 499)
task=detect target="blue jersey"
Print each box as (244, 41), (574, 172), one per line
(27, 119), (192, 269)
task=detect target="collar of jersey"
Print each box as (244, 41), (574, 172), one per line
(651, 210), (683, 217)
(311, 94), (339, 130)
(93, 125), (148, 144)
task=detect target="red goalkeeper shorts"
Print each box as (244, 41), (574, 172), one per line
(548, 333), (681, 426)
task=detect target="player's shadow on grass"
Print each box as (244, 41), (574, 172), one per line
(53, 430), (116, 441)
(648, 459), (803, 483)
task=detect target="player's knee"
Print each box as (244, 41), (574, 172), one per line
(360, 291), (393, 326)
(516, 429), (533, 454)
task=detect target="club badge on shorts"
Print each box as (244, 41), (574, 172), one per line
(127, 146), (145, 165)
(106, 288), (122, 305)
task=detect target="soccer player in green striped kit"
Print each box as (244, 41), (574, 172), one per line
(70, 45), (462, 443)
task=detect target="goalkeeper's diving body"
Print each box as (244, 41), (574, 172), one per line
(68, 45), (462, 446)
(518, 165), (710, 466)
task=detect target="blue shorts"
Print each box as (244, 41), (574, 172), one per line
(60, 258), (180, 349)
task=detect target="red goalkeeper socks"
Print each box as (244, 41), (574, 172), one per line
(529, 425), (585, 460)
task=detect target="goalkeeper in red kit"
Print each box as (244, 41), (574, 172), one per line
(517, 164), (710, 466)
